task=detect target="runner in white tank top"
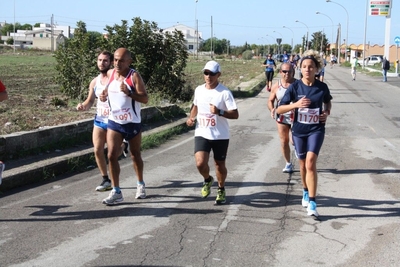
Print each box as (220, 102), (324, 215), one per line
(76, 51), (115, 191)
(107, 68), (141, 124)
(267, 62), (296, 174)
(275, 79), (294, 125)
(93, 74), (110, 124)
(99, 48), (149, 205)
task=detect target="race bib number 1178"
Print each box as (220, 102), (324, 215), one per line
(197, 113), (217, 128)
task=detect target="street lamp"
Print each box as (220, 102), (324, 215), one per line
(273, 31), (283, 55)
(316, 11), (334, 49)
(326, 0), (349, 61)
(265, 35), (272, 55)
(283, 26), (294, 51)
(273, 30), (283, 38)
(258, 37), (265, 57)
(296, 20), (309, 50)
(315, 11), (334, 55)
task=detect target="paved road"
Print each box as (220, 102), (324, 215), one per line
(1, 66), (400, 267)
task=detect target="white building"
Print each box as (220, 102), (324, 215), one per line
(1, 23), (74, 50)
(163, 24), (202, 53)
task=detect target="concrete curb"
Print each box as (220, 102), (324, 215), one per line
(0, 117), (188, 192)
(364, 67), (400, 77)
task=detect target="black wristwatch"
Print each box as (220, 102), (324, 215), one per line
(218, 109), (225, 116)
(127, 90), (132, 97)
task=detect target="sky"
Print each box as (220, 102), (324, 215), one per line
(1, 0), (399, 47)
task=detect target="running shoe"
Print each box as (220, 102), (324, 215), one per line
(95, 180), (112, 191)
(215, 189), (226, 205)
(122, 140), (129, 158)
(201, 176), (214, 198)
(302, 190), (309, 207)
(135, 183), (146, 199)
(282, 163), (293, 173)
(307, 201), (319, 217)
(102, 189), (124, 205)
(0, 161), (4, 186)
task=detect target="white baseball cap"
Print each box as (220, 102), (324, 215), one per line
(203, 60), (221, 73)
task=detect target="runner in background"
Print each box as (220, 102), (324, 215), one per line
(268, 62), (296, 173)
(76, 51), (128, 192)
(262, 54), (276, 92)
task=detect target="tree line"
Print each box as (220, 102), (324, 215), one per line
(201, 31), (330, 58)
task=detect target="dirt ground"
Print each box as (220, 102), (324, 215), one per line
(0, 50), (100, 135)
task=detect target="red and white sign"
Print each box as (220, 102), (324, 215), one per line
(370, 0), (392, 16)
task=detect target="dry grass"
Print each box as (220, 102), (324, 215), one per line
(0, 48), (265, 135)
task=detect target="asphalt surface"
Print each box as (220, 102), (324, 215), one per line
(0, 66), (400, 267)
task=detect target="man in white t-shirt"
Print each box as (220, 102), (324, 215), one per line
(186, 61), (239, 205)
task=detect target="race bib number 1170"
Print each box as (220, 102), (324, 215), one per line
(297, 108), (319, 124)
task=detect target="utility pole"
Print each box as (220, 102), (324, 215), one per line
(196, 18), (198, 59)
(13, 0), (15, 53)
(384, 13), (391, 59)
(362, 0), (368, 68)
(194, 0), (199, 59)
(337, 23), (341, 63)
(51, 14), (54, 52)
(321, 29), (324, 52)
(210, 16), (213, 59)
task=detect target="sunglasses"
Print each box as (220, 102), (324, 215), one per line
(281, 70), (291, 73)
(203, 71), (218, 76)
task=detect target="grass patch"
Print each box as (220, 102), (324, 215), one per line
(364, 71), (383, 77)
(232, 79), (265, 98)
(142, 124), (192, 150)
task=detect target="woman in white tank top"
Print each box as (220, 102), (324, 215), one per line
(267, 63), (296, 173)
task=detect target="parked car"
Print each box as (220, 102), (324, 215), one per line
(361, 55), (383, 66)
(272, 54), (290, 62)
(273, 54), (283, 62)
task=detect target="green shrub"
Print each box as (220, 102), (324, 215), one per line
(6, 38), (13, 45)
(342, 61), (351, 67)
(242, 50), (254, 60)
